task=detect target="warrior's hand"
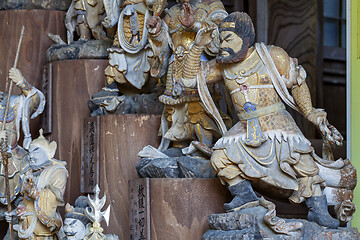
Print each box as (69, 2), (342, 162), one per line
(146, 16), (162, 35)
(102, 16), (112, 29)
(194, 24), (216, 47)
(318, 118), (343, 147)
(179, 2), (195, 28)
(47, 217), (62, 232)
(0, 130), (7, 142)
(22, 174), (39, 199)
(307, 108), (343, 147)
(15, 205), (26, 219)
(5, 210), (16, 223)
(9, 67), (24, 85)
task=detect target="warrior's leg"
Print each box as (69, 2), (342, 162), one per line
(211, 149), (258, 211)
(76, 12), (91, 40)
(78, 22), (91, 40)
(194, 123), (213, 146)
(290, 153), (339, 228)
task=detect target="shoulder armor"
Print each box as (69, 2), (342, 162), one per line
(270, 45), (290, 79)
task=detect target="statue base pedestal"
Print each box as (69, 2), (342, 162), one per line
(203, 203), (360, 240)
(45, 59), (107, 207)
(129, 178), (232, 240)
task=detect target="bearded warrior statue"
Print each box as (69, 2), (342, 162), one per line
(182, 12), (357, 230)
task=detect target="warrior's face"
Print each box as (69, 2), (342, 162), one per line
(28, 146), (51, 173)
(217, 30), (249, 64)
(64, 218), (88, 239)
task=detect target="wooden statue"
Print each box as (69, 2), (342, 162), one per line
(182, 12), (357, 231)
(144, 0), (229, 152)
(63, 188), (117, 240)
(63, 196), (91, 239)
(88, 0), (167, 115)
(65, 0), (109, 43)
(11, 129), (68, 239)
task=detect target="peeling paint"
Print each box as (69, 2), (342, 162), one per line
(135, 115), (150, 127)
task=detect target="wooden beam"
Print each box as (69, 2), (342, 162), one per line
(256, 0), (268, 43)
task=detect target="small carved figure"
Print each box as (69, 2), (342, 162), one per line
(11, 130), (68, 239)
(65, 0), (109, 43)
(62, 192), (118, 240)
(63, 196), (91, 240)
(89, 0), (166, 115)
(144, 0), (229, 151)
(183, 12), (353, 229)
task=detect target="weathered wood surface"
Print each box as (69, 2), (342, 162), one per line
(0, 10), (66, 92)
(0, 0), (71, 10)
(0, 10), (67, 143)
(83, 115), (161, 239)
(129, 178), (232, 240)
(267, 0), (319, 139)
(46, 59), (107, 207)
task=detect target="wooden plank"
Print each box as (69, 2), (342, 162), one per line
(89, 114), (161, 239)
(234, 0), (244, 12)
(47, 59), (108, 207)
(0, 10), (66, 92)
(129, 178), (232, 240)
(267, 0), (319, 139)
(256, 0), (268, 43)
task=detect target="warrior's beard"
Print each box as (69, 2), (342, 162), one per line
(216, 39), (250, 64)
(30, 159), (52, 176)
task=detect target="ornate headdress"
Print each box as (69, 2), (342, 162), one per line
(29, 129), (57, 159)
(219, 22), (235, 29)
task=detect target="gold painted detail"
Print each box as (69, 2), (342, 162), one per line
(220, 22), (235, 29)
(122, 12), (145, 44)
(123, 0), (145, 6)
(87, 0), (98, 7)
(291, 82), (313, 116)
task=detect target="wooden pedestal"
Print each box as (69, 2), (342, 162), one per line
(46, 59), (107, 205)
(129, 178), (232, 240)
(82, 115), (161, 239)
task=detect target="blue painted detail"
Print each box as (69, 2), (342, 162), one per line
(0, 108), (15, 123)
(244, 102), (266, 147)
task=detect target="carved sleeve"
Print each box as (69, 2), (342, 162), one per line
(148, 16), (172, 78)
(18, 79), (41, 118)
(34, 168), (68, 232)
(291, 82), (314, 117)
